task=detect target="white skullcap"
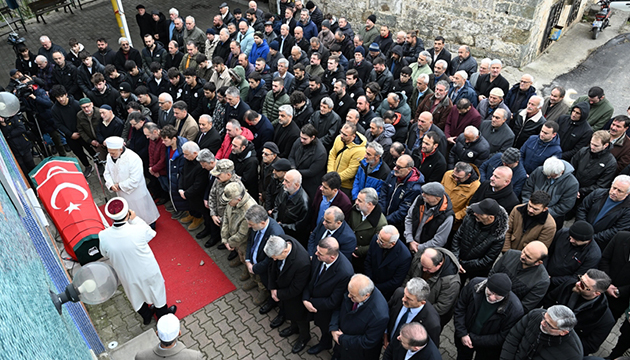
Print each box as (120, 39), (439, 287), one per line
(157, 314), (180, 342)
(105, 136), (124, 149)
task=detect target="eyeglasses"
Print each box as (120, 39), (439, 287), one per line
(262, 152), (273, 156)
(577, 275), (592, 291)
(541, 317), (560, 331)
(394, 164), (409, 170)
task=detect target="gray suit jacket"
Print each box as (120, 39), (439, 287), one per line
(135, 342), (204, 360)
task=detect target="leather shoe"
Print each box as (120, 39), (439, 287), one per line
(155, 198), (168, 206)
(279, 326), (297, 337)
(270, 315), (285, 329)
(292, 337), (311, 353)
(217, 243), (227, 250)
(169, 305), (177, 314)
(307, 343), (331, 355)
(227, 250), (238, 261)
(204, 237), (219, 248)
(259, 300), (277, 314)
(196, 228), (211, 239)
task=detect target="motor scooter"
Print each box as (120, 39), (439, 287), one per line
(592, 0), (612, 39)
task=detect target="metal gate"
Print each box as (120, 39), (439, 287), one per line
(540, 1), (565, 52)
(566, 0), (584, 25)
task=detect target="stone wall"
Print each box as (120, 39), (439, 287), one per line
(319, 0), (585, 67)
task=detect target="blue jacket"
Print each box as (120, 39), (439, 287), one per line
(248, 39), (270, 65)
(364, 235), (412, 300)
(479, 152), (528, 198)
(166, 136), (188, 212)
(504, 83), (537, 114)
(520, 134), (562, 174)
(379, 167), (424, 225)
(352, 159), (391, 200)
(307, 220), (357, 260)
(448, 80), (478, 107)
(300, 20), (318, 41)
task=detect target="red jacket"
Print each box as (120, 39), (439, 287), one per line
(444, 106), (482, 139)
(215, 127), (254, 159)
(148, 137), (167, 176)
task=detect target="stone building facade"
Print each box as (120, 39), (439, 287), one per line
(320, 0), (588, 67)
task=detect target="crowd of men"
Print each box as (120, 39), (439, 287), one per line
(3, 1), (630, 359)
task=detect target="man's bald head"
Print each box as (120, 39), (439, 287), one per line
(520, 240), (548, 268)
(489, 166), (513, 190)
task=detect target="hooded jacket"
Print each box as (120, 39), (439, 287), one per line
(352, 159), (391, 200)
(376, 92), (412, 124)
(404, 193), (455, 252)
(452, 206), (509, 275)
(385, 45), (409, 80)
(441, 166), (481, 221)
(406, 247), (461, 316)
(521, 160), (579, 218)
(572, 95), (615, 131)
(236, 26), (255, 55)
(262, 88), (290, 125)
(520, 134), (563, 174)
(558, 102), (593, 161)
(366, 123), (395, 153)
(328, 132), (368, 189)
(249, 39), (270, 64)
(479, 152), (528, 198)
(504, 83), (537, 115)
(379, 167), (425, 225)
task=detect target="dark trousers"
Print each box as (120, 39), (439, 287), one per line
(609, 318), (630, 359)
(15, 150), (36, 175)
(454, 336), (501, 360)
(66, 136), (94, 167)
(288, 318), (310, 341)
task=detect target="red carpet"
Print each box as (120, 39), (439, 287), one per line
(99, 204), (235, 318)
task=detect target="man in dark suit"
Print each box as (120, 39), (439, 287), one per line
(307, 206), (357, 260)
(330, 274), (389, 360)
(244, 205), (285, 307)
(224, 86), (251, 127)
(599, 231), (630, 319)
(364, 225), (412, 301)
(196, 114), (222, 154)
(302, 237), (354, 355)
(427, 36), (451, 72)
(382, 322), (442, 360)
(385, 278), (441, 356)
(264, 235), (312, 354)
(157, 92), (176, 128)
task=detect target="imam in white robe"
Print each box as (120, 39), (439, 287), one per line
(103, 147), (160, 224)
(99, 217), (166, 311)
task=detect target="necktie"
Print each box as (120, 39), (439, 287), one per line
(393, 307), (412, 340)
(251, 230), (263, 263)
(322, 229), (332, 239)
(315, 263), (326, 284)
(199, 132), (205, 142)
(185, 56), (191, 69)
(351, 302), (358, 311)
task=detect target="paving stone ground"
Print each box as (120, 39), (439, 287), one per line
(14, 0), (628, 358)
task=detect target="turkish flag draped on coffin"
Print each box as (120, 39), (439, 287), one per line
(30, 157), (106, 264)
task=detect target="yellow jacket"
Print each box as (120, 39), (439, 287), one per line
(441, 165), (480, 221)
(327, 132), (367, 189)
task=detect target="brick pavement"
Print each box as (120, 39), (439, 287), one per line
(17, 0), (627, 358)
